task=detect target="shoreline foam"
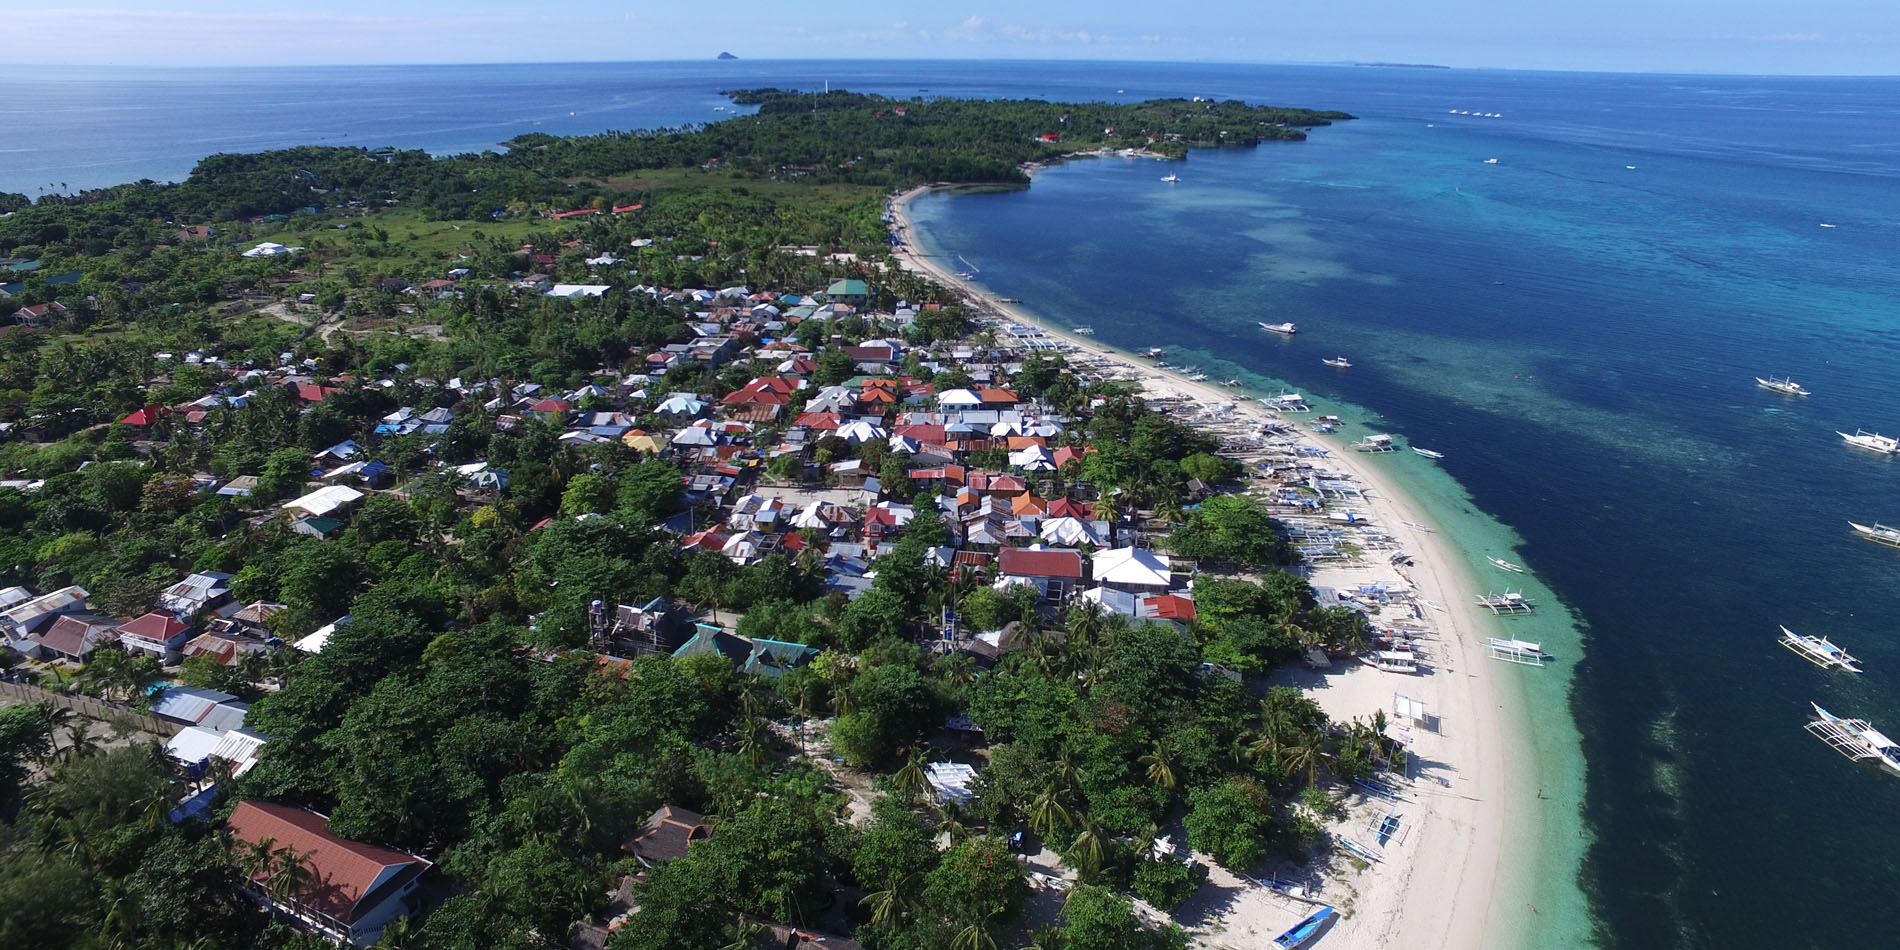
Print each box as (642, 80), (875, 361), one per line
(888, 181), (1585, 949)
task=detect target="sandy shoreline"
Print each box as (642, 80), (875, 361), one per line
(888, 182), (1523, 949)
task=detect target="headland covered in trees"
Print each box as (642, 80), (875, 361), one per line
(0, 88), (1536, 950)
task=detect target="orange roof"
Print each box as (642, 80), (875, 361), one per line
(1006, 435), (1047, 450)
(226, 802), (430, 925)
(977, 388), (1019, 403)
(1011, 494), (1049, 516)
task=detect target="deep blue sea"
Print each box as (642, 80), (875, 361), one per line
(8, 59), (1900, 949)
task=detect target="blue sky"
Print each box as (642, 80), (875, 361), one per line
(11, 1), (1899, 74)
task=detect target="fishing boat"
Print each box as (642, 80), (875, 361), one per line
(1488, 556), (1525, 573)
(1352, 434), (1397, 452)
(1259, 321), (1298, 335)
(1265, 392), (1311, 412)
(1401, 520), (1434, 533)
(1072, 326), (1095, 335)
(1187, 373), (1209, 382)
(1485, 638), (1550, 666)
(1476, 591), (1534, 615)
(1361, 650), (1420, 674)
(1322, 356), (1353, 368)
(1222, 378), (1242, 387)
(1780, 626), (1861, 672)
(1142, 347), (1165, 359)
(1273, 906), (1336, 948)
(1413, 447), (1445, 460)
(1839, 429), (1900, 455)
(1806, 703), (1900, 774)
(1161, 173), (1181, 183)
(1848, 521), (1900, 549)
(1756, 375), (1810, 396)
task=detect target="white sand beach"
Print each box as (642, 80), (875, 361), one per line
(888, 182), (1523, 950)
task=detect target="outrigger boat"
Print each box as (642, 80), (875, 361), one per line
(1839, 429), (1900, 454)
(1352, 434), (1397, 452)
(1806, 703), (1900, 774)
(1323, 356), (1353, 368)
(1361, 650), (1420, 674)
(1485, 638), (1550, 666)
(1072, 326), (1095, 335)
(1476, 591), (1535, 615)
(1780, 625), (1861, 672)
(1273, 907), (1336, 949)
(1413, 447), (1445, 459)
(1848, 521), (1900, 549)
(1259, 321), (1299, 335)
(1757, 375), (1810, 396)
(1488, 556), (1525, 573)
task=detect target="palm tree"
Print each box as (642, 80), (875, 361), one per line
(1027, 784), (1071, 840)
(1282, 735), (1323, 787)
(860, 872), (921, 927)
(64, 719), (101, 760)
(33, 702), (73, 762)
(892, 750), (932, 804)
(720, 919), (770, 950)
(951, 918), (998, 950)
(266, 846), (314, 909)
(1139, 739), (1176, 793)
(935, 800), (971, 845)
(1065, 812), (1107, 878)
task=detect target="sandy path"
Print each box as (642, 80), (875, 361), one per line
(887, 183), (1516, 950)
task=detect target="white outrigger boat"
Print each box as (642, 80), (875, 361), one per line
(1352, 434), (1397, 452)
(1323, 356), (1353, 368)
(1839, 429), (1900, 455)
(1485, 638), (1550, 666)
(1476, 591), (1534, 615)
(1488, 556), (1525, 573)
(1780, 625), (1861, 672)
(1848, 521), (1900, 549)
(1259, 321), (1298, 335)
(1806, 703), (1900, 774)
(1361, 650), (1420, 674)
(1412, 447), (1445, 460)
(1756, 375), (1810, 396)
(1072, 326), (1095, 335)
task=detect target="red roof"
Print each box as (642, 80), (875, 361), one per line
(1143, 594), (1198, 621)
(998, 548), (1084, 580)
(978, 388), (1019, 404)
(723, 378), (796, 405)
(295, 383), (340, 403)
(226, 802), (431, 925)
(118, 611), (189, 641)
(551, 208), (601, 219)
(528, 398), (573, 413)
(1048, 498), (1095, 519)
(118, 404), (169, 426)
(611, 203), (644, 213)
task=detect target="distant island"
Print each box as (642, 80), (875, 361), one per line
(717, 51), (738, 60)
(1354, 61), (1451, 69)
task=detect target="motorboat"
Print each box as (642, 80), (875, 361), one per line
(1361, 651), (1420, 674)
(1483, 158), (1500, 164)
(1259, 321), (1298, 334)
(1413, 447), (1445, 460)
(1839, 429), (1900, 454)
(1756, 375), (1810, 396)
(1849, 521), (1900, 549)
(1780, 625), (1861, 673)
(1161, 173), (1181, 183)
(1488, 556), (1525, 573)
(1322, 357), (1353, 368)
(1806, 703), (1900, 774)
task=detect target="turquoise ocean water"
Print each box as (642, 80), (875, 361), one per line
(8, 60), (1900, 948)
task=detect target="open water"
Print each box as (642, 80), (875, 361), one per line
(8, 59), (1900, 949)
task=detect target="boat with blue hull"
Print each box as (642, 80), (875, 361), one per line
(1273, 906), (1336, 948)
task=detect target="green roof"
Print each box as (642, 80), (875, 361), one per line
(826, 279), (868, 296)
(296, 516), (342, 535)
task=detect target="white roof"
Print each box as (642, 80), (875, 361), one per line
(925, 761), (979, 805)
(293, 616), (347, 654)
(1040, 516), (1104, 547)
(546, 284), (612, 298)
(281, 485), (363, 517)
(937, 388), (983, 405)
(1092, 546), (1172, 587)
(836, 419), (888, 443)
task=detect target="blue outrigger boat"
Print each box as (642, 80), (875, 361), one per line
(1273, 906), (1336, 948)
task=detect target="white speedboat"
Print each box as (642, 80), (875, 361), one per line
(1161, 173), (1181, 183)
(1806, 703), (1900, 774)
(1839, 429), (1900, 454)
(1780, 626), (1861, 673)
(1488, 556), (1525, 573)
(1413, 447), (1445, 460)
(1756, 375), (1810, 396)
(1322, 357), (1353, 368)
(1849, 521), (1900, 549)
(1483, 158), (1500, 164)
(1259, 321), (1298, 335)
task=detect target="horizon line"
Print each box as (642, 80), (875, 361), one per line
(3, 56), (1897, 80)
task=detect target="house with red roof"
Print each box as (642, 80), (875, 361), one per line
(226, 801), (432, 946)
(292, 382), (341, 403)
(118, 404), (170, 426)
(13, 302), (66, 327)
(118, 611), (193, 662)
(996, 547), (1085, 601)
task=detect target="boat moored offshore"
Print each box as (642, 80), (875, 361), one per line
(1839, 429), (1900, 454)
(1488, 556), (1525, 573)
(1806, 703), (1900, 774)
(1352, 434), (1397, 452)
(1259, 321), (1298, 335)
(1848, 521), (1900, 549)
(1413, 447), (1445, 460)
(1780, 626), (1861, 673)
(1757, 375), (1810, 396)
(1323, 356), (1353, 368)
